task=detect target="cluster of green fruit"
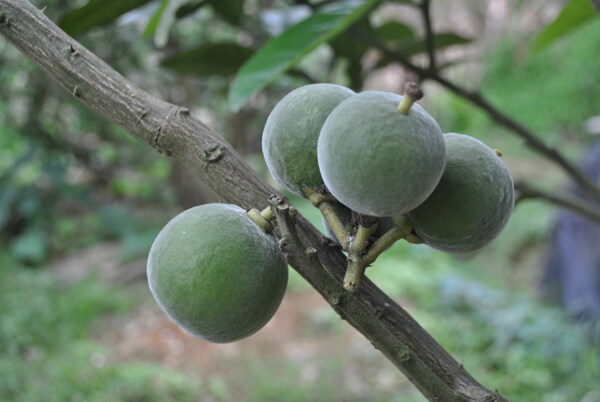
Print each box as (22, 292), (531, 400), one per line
(262, 82), (514, 287)
(146, 81), (514, 344)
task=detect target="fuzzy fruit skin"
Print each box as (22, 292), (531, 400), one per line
(409, 133), (515, 254)
(318, 91), (445, 217)
(147, 203), (288, 343)
(262, 84), (355, 197)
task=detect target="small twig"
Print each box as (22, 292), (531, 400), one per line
(305, 188), (350, 249)
(352, 223), (376, 252)
(515, 181), (600, 223)
(343, 216), (413, 292)
(362, 216), (413, 266)
(420, 0), (436, 71)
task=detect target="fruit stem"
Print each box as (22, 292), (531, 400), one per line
(362, 215), (413, 267)
(304, 188), (350, 250)
(260, 206), (275, 221)
(246, 208), (274, 233)
(344, 257), (367, 293)
(405, 232), (424, 244)
(343, 223), (377, 292)
(397, 82), (424, 115)
(352, 224), (377, 254)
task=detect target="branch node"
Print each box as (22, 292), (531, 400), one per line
(398, 350), (411, 362)
(152, 126), (163, 153)
(177, 107), (190, 115)
(136, 110), (148, 126)
(68, 44), (79, 57)
(268, 193), (285, 206)
(72, 85), (81, 98)
(374, 302), (390, 318)
(0, 13), (8, 26)
(278, 238), (288, 251)
(329, 291), (343, 306)
(304, 247), (317, 256)
(201, 143), (227, 163)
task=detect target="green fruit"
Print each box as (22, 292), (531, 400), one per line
(317, 91), (445, 217)
(147, 203), (288, 343)
(409, 133), (515, 254)
(262, 83), (355, 197)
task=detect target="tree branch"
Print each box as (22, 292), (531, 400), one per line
(0, 0), (506, 400)
(515, 181), (600, 223)
(420, 0), (437, 72)
(355, 33), (600, 205)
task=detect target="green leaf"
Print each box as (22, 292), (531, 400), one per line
(374, 21), (414, 41)
(532, 0), (596, 51)
(329, 16), (372, 60)
(397, 32), (471, 56)
(143, 0), (170, 39)
(175, 0), (210, 19)
(375, 32), (471, 69)
(147, 0), (188, 48)
(58, 0), (153, 36)
(228, 0), (380, 111)
(209, 0), (245, 24)
(160, 43), (254, 76)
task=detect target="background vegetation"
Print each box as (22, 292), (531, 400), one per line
(1, 0), (599, 400)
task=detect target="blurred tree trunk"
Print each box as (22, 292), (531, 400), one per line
(544, 141), (600, 320)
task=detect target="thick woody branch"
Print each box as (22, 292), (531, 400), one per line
(0, 1), (506, 400)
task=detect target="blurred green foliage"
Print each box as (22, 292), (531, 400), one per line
(0, 30), (174, 265)
(436, 20), (600, 157)
(0, 252), (201, 401)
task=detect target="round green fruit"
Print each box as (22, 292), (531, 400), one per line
(409, 133), (515, 254)
(317, 91), (445, 217)
(147, 203), (288, 343)
(262, 83), (355, 197)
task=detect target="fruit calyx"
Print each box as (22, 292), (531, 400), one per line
(397, 82), (424, 114)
